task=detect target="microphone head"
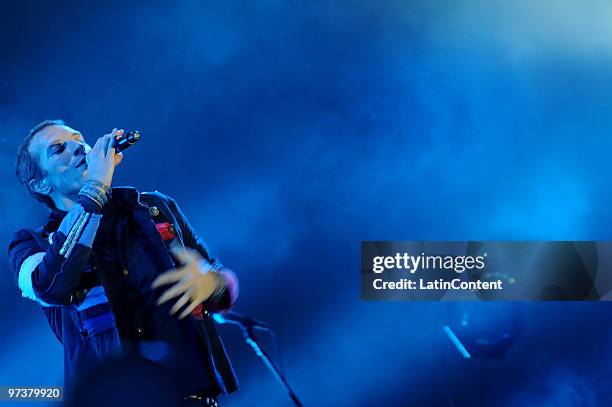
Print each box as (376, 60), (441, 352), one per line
(115, 130), (141, 152)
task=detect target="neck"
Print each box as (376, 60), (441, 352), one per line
(52, 193), (77, 212)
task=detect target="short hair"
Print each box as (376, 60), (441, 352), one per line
(15, 119), (66, 209)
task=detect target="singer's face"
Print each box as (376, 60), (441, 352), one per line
(29, 125), (92, 202)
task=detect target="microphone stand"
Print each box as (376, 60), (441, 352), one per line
(237, 324), (303, 407)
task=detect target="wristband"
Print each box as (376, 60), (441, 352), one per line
(79, 180), (111, 213)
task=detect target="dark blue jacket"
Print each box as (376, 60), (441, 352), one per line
(7, 187), (238, 397)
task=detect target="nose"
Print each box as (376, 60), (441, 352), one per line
(69, 140), (87, 157)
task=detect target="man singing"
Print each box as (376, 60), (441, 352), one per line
(8, 120), (239, 406)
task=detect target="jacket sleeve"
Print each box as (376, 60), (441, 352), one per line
(8, 204), (103, 306)
(165, 195), (239, 311)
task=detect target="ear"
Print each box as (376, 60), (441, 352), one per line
(29, 178), (51, 196)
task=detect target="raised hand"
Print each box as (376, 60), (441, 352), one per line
(85, 128), (124, 186)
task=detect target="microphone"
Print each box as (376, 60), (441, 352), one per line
(114, 130), (141, 152)
(213, 311), (272, 331)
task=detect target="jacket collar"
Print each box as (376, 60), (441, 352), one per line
(45, 207), (67, 235)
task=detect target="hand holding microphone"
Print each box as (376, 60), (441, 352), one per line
(86, 128), (140, 187)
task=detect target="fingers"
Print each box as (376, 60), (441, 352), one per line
(105, 129), (124, 157)
(114, 152), (124, 166)
(151, 268), (185, 289)
(153, 250), (217, 319)
(91, 133), (112, 156)
(179, 299), (202, 319)
(169, 292), (192, 315)
(101, 128), (116, 155)
(90, 128), (124, 156)
(156, 280), (191, 306)
(105, 129), (124, 170)
(102, 132), (113, 155)
(91, 134), (108, 154)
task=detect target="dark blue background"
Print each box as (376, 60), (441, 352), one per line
(1, 1), (611, 405)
